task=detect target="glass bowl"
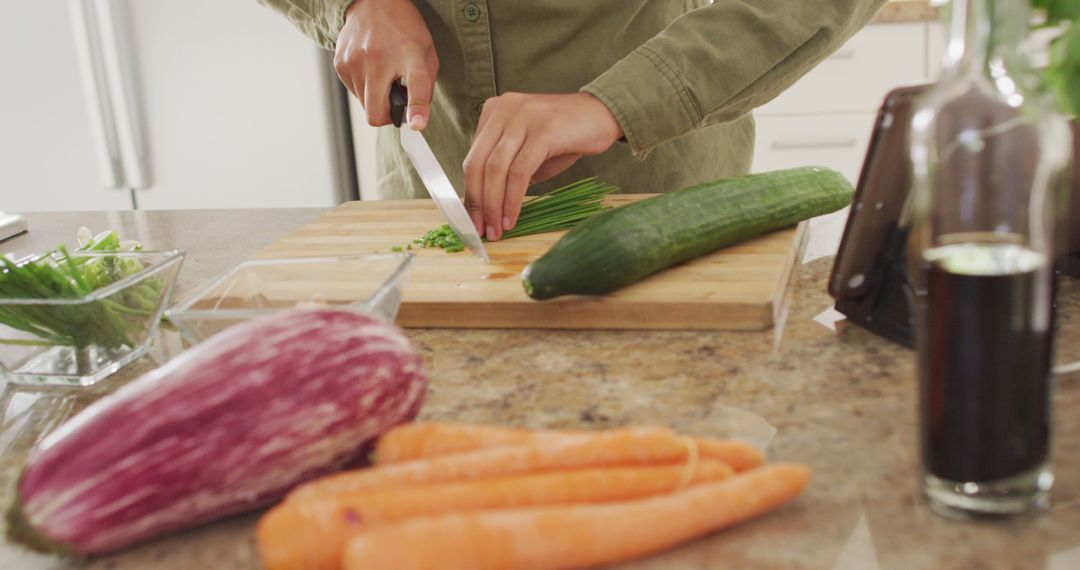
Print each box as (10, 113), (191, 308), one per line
(0, 250), (185, 386)
(165, 254), (414, 344)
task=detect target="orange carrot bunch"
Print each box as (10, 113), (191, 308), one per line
(256, 423), (810, 570)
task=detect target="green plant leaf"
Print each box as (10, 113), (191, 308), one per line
(1046, 0), (1080, 24)
(1048, 25), (1080, 114)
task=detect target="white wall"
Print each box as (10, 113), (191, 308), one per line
(349, 98), (381, 201)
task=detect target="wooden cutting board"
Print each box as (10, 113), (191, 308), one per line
(257, 196), (806, 330)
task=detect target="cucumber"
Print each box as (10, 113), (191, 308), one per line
(521, 166), (854, 300)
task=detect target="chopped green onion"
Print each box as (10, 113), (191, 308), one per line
(417, 177), (618, 253)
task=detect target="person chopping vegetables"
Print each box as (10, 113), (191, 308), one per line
(260, 0), (885, 242)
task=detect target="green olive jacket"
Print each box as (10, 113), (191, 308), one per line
(258, 0), (886, 198)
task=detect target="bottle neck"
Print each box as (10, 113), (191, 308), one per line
(942, 0), (1028, 73)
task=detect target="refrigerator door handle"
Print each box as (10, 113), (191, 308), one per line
(93, 0), (152, 190)
(68, 0), (124, 190)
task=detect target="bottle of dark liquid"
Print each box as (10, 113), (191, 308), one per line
(907, 0), (1071, 518)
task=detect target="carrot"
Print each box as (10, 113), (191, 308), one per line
(341, 463), (812, 570)
(374, 422), (764, 470)
(287, 427), (763, 502)
(257, 461), (735, 570)
(373, 422), (555, 463)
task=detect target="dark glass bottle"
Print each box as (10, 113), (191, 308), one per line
(907, 0), (1072, 518)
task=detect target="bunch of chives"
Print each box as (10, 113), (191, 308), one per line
(417, 177), (618, 252)
(0, 234), (160, 349)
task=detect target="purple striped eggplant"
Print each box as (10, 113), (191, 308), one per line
(8, 308), (426, 555)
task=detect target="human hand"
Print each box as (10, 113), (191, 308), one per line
(463, 92), (623, 241)
(334, 0), (438, 129)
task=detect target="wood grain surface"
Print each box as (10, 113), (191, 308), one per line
(257, 196), (805, 330)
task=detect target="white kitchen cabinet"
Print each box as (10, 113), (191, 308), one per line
(351, 99), (382, 201)
(126, 1), (350, 210)
(0, 1), (132, 212)
(1, 1), (354, 213)
(928, 20), (1055, 80)
(757, 23), (928, 116)
(753, 22), (933, 184)
(753, 114), (877, 183)
(927, 21), (947, 80)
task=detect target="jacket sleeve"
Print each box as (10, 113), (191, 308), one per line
(255, 0), (354, 50)
(581, 0), (888, 158)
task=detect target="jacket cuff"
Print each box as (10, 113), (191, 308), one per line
(322, 0), (354, 48)
(581, 46), (703, 159)
(257, 0), (355, 50)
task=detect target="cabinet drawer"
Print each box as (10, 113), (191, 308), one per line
(929, 22), (1055, 79)
(756, 23), (927, 116)
(927, 22), (945, 80)
(752, 113), (876, 183)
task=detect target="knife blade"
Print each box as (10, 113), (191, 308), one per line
(390, 83), (489, 263)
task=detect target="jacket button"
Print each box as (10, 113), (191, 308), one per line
(463, 3), (481, 22)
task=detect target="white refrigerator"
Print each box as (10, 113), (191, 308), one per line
(0, 0), (356, 212)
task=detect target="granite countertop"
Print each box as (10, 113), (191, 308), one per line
(1, 208), (1079, 570)
(874, 0), (940, 24)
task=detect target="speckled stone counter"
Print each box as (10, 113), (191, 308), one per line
(874, 0), (940, 24)
(2, 209), (1079, 570)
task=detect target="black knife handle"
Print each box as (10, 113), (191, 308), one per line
(389, 81), (408, 128)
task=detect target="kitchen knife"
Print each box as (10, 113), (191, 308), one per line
(390, 83), (489, 263)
